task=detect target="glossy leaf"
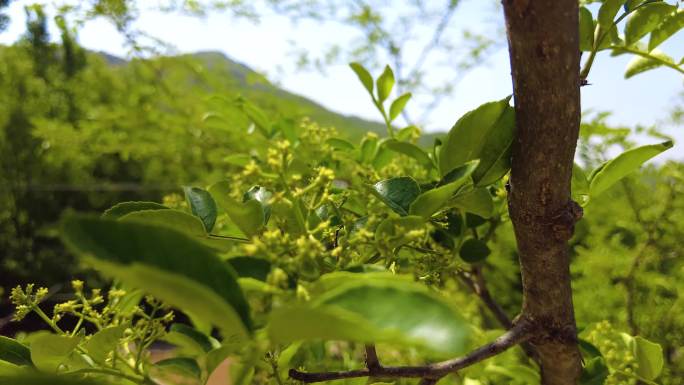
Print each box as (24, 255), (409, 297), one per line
(0, 337), (32, 367)
(84, 326), (125, 364)
(234, 97), (271, 137)
(376, 65), (394, 103)
(589, 141), (672, 197)
(580, 7), (595, 52)
(60, 215), (252, 338)
(383, 139), (434, 170)
(371, 177), (421, 216)
(349, 62), (374, 94)
(209, 181), (265, 237)
(389, 93), (412, 121)
(30, 333), (81, 372)
(450, 188), (494, 218)
(269, 278), (470, 354)
(439, 97), (511, 178)
(183, 186), (218, 232)
(459, 238), (491, 263)
(625, 2), (675, 46)
(102, 201), (169, 220)
(649, 9), (684, 51)
(409, 161), (478, 218)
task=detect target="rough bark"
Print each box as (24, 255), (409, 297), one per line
(502, 1), (583, 384)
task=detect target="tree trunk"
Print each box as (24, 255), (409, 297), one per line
(502, 1), (583, 384)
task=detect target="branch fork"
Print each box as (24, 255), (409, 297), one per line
(289, 317), (535, 383)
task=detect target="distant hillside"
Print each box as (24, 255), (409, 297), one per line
(106, 50), (442, 144)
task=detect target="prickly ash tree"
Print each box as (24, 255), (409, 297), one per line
(503, 0), (583, 383)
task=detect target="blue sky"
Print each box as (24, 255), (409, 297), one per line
(1, 0), (683, 157)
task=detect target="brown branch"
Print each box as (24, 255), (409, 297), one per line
(289, 318), (534, 383)
(364, 344), (380, 371)
(457, 268), (539, 363)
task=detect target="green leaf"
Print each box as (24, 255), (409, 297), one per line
(376, 65), (395, 103)
(459, 238), (491, 263)
(598, 0), (628, 28)
(580, 7), (595, 51)
(102, 201), (169, 220)
(209, 181), (265, 237)
(383, 139), (434, 170)
(153, 357), (201, 379)
(269, 277), (471, 354)
(439, 97), (512, 178)
(409, 161), (479, 218)
(649, 9), (684, 51)
(326, 137), (355, 151)
(349, 62), (374, 95)
(589, 141), (673, 197)
(360, 135), (379, 164)
(371, 177), (421, 216)
(450, 188), (494, 218)
(60, 214), (252, 338)
(169, 324), (217, 353)
(625, 2), (675, 46)
(29, 333), (81, 372)
(470, 105), (515, 186)
(580, 357), (609, 385)
(120, 209), (245, 251)
(618, 47), (676, 78)
(226, 256), (271, 281)
(389, 93), (412, 121)
(572, 163), (590, 204)
(0, 337), (32, 367)
(183, 186), (218, 233)
(620, 334), (664, 381)
(243, 185), (272, 223)
(84, 326), (125, 364)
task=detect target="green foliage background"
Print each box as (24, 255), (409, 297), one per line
(0, 2), (683, 385)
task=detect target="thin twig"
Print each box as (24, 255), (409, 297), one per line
(289, 318), (534, 383)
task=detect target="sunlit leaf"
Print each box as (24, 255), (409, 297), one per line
(589, 141), (672, 197)
(625, 2), (675, 46)
(376, 65), (395, 103)
(370, 177), (421, 216)
(649, 9), (684, 51)
(61, 215), (252, 338)
(349, 62), (374, 95)
(269, 277), (471, 354)
(389, 93), (411, 121)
